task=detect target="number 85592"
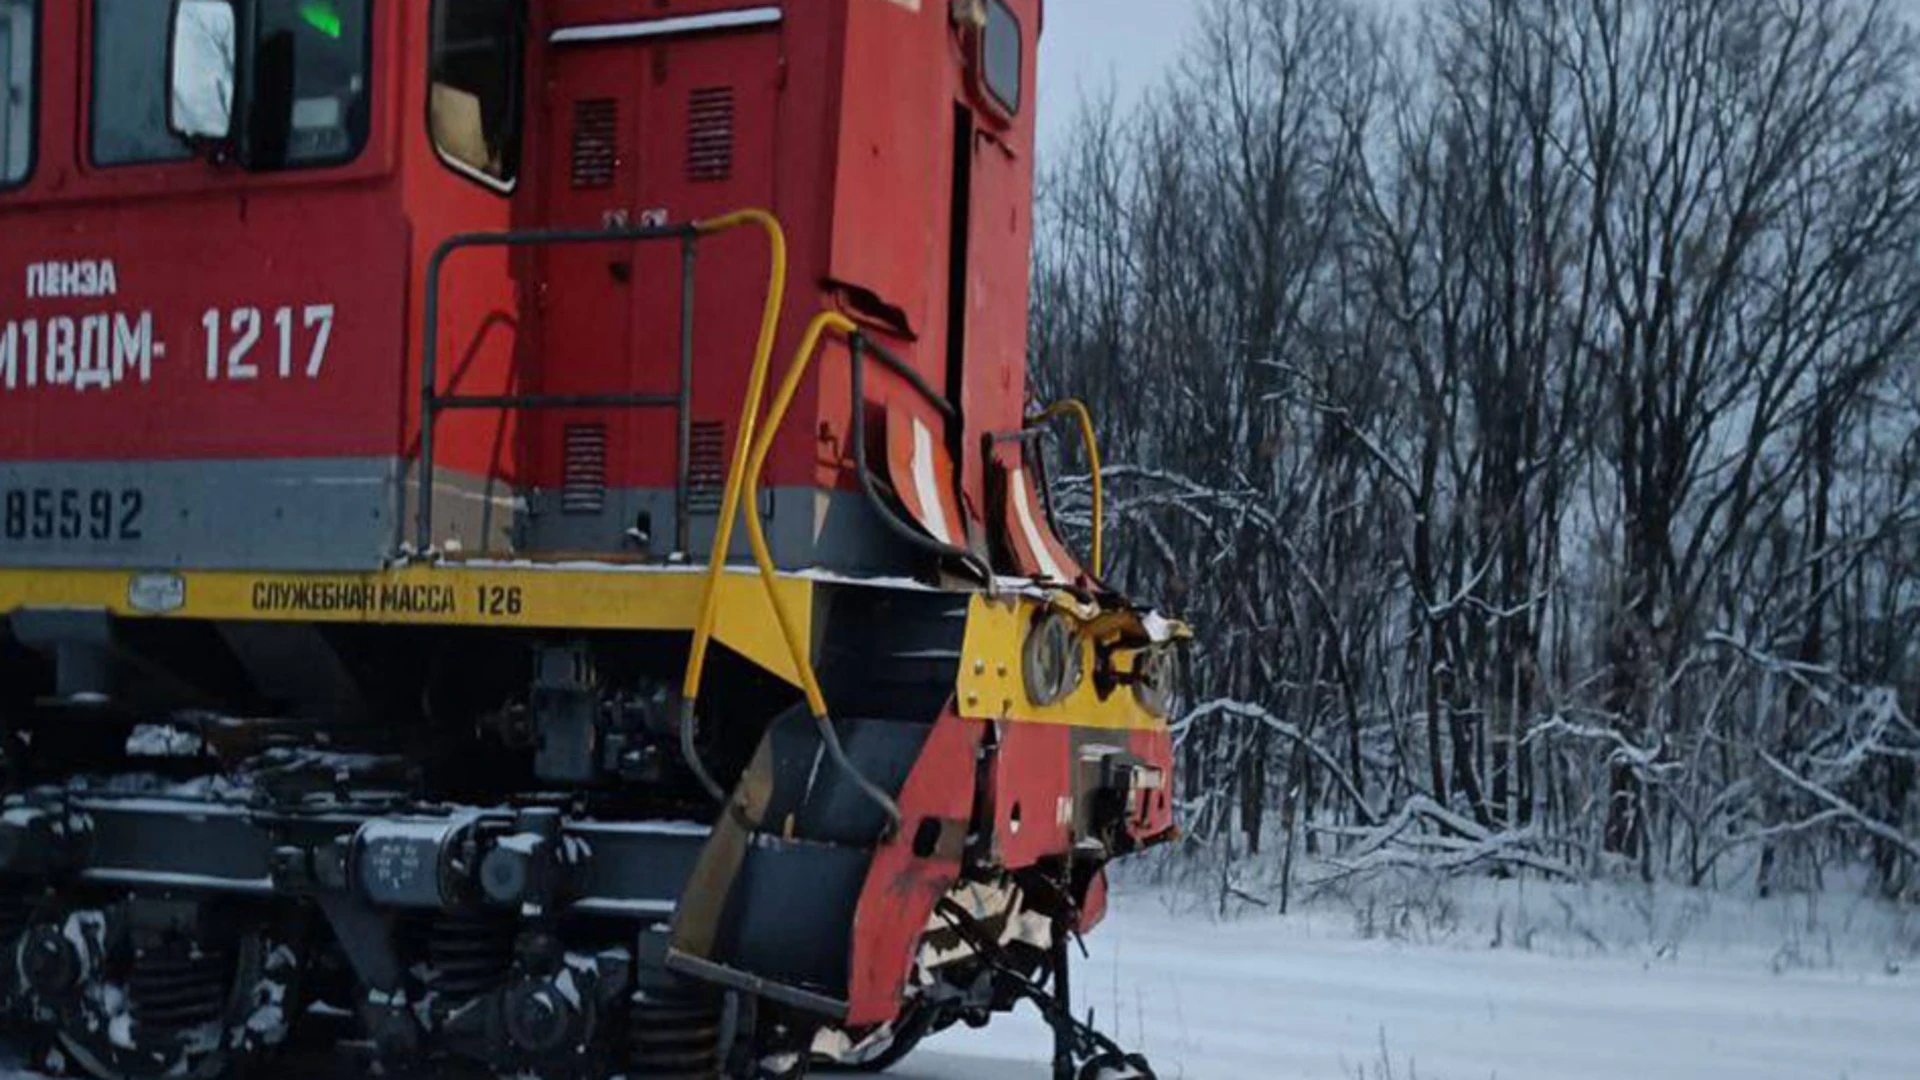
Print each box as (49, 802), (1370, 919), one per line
(3, 487), (144, 542)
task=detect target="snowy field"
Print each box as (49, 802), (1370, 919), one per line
(906, 877), (1920, 1080)
(0, 877), (1905, 1080)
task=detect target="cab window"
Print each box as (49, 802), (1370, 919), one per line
(94, 0), (194, 166)
(429, 0), (524, 189)
(981, 0), (1022, 116)
(92, 0), (371, 169)
(252, 0), (372, 166)
(0, 0), (34, 187)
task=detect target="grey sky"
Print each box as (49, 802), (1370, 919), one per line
(1036, 0), (1920, 156)
(1037, 0), (1202, 153)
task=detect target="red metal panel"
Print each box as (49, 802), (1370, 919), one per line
(394, 0), (521, 482)
(0, 204), (409, 462)
(0, 2), (410, 465)
(843, 704), (981, 1027)
(530, 42), (667, 492)
(528, 26), (785, 494)
(828, 0), (947, 339)
(1076, 867), (1110, 934)
(2, 0), (1052, 566)
(1127, 725), (1178, 846)
(949, 0), (1041, 522)
(957, 73), (1037, 502)
(989, 719), (1075, 870)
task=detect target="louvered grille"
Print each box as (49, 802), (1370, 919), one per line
(571, 98), (618, 189)
(688, 421), (727, 514)
(686, 87), (735, 182)
(563, 424), (608, 515)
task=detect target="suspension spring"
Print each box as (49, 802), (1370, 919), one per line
(628, 989), (724, 1079)
(426, 915), (516, 1000)
(127, 944), (232, 1035)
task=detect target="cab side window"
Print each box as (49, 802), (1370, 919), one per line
(429, 0), (524, 190)
(250, 0), (373, 168)
(94, 0), (193, 166)
(0, 0), (34, 187)
(92, 0), (371, 169)
(981, 0), (1022, 116)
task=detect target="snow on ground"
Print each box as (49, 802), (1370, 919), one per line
(908, 877), (1920, 1080)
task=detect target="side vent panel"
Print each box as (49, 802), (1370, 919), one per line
(686, 87), (735, 182)
(688, 421), (727, 514)
(571, 98), (619, 189)
(562, 424), (608, 515)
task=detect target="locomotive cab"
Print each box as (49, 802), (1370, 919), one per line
(0, 0), (1039, 574)
(0, 4), (1182, 1079)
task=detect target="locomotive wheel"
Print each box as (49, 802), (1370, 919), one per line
(21, 911), (300, 1080)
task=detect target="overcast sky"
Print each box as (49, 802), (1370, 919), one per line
(1037, 0), (1202, 153)
(1036, 0), (1920, 156)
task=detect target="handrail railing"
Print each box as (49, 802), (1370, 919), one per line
(669, 211), (789, 805)
(417, 223), (701, 555)
(677, 312), (1010, 831)
(734, 313), (903, 829)
(1029, 399), (1105, 579)
(419, 210), (956, 830)
(678, 311), (979, 830)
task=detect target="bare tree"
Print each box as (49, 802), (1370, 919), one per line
(1032, 0), (1920, 904)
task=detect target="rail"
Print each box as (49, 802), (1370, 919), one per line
(1029, 399), (1105, 578)
(418, 209), (953, 830)
(676, 211), (789, 805)
(677, 314), (980, 828)
(678, 301), (978, 827)
(417, 222), (704, 555)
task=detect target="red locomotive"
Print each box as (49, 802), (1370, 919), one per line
(0, 2), (1179, 1078)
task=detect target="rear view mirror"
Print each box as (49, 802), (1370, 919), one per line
(169, 0), (238, 142)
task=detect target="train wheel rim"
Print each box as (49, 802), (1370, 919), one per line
(40, 918), (298, 1080)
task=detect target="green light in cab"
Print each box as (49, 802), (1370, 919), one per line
(298, 1), (343, 39)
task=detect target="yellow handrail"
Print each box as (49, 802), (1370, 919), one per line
(737, 312), (857, 721)
(689, 305), (902, 825)
(679, 210), (787, 706)
(741, 312), (901, 827)
(675, 210), (786, 804)
(671, 208), (898, 826)
(1033, 399), (1105, 579)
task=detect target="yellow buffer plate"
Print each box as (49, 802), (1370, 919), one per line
(956, 593), (1167, 733)
(0, 565), (811, 687)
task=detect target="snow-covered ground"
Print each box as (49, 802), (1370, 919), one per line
(907, 877), (1920, 1080)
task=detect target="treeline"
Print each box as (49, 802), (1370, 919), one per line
(1032, 0), (1920, 901)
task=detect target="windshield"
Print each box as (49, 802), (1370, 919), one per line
(92, 0), (369, 169)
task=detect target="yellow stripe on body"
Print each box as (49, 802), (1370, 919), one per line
(0, 565), (811, 688)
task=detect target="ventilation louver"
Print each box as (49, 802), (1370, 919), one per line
(686, 87), (735, 182)
(688, 421), (726, 514)
(562, 424), (608, 515)
(571, 98), (618, 189)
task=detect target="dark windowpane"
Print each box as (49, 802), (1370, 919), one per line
(430, 0), (524, 187)
(92, 0), (369, 169)
(1, 0), (33, 185)
(983, 0), (1021, 115)
(254, 0), (371, 167)
(94, 0), (192, 165)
